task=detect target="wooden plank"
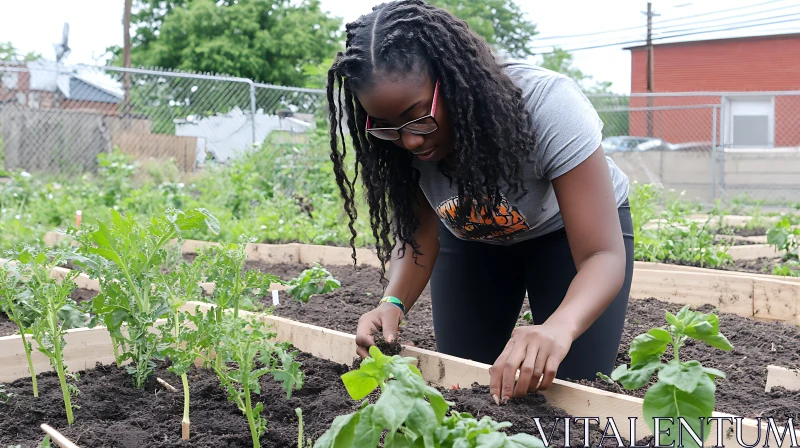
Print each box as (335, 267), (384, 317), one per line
(298, 244), (381, 268)
(0, 326), (117, 383)
(753, 280), (800, 324)
(630, 269), (754, 318)
(727, 244), (781, 261)
(765, 365), (800, 392)
(632, 268), (800, 324)
(180, 239), (301, 264)
(634, 261), (800, 284)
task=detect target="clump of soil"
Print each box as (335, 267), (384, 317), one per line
(351, 332), (405, 370)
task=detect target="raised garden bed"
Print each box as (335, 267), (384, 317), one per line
(0, 301), (786, 447)
(16, 233), (800, 443)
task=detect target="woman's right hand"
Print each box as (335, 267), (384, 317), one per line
(355, 303), (405, 358)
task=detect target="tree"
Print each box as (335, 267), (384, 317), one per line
(0, 42), (41, 63)
(107, 0), (343, 88)
(540, 47), (628, 137)
(426, 0), (537, 59)
(539, 47), (612, 93)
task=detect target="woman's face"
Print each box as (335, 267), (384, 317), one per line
(355, 71), (454, 162)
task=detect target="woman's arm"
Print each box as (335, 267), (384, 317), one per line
(354, 185), (440, 358)
(489, 147), (626, 402)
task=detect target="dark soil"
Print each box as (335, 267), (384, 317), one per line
(661, 256), (795, 277)
(0, 351), (635, 447)
(0, 288), (99, 337)
(252, 261), (800, 427)
(716, 226), (767, 238)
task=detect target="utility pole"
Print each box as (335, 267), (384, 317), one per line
(122, 0), (132, 117)
(643, 2), (659, 137)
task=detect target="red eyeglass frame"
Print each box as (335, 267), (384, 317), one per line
(364, 79), (440, 141)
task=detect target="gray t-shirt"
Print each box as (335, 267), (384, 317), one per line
(411, 62), (630, 245)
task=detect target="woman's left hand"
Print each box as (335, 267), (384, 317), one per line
(488, 322), (574, 404)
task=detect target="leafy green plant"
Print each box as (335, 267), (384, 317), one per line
(70, 207), (219, 388)
(191, 308), (304, 448)
(0, 260), (40, 397)
(598, 305), (733, 448)
(0, 383), (11, 404)
(631, 184), (732, 268)
(285, 264), (341, 303)
(17, 247), (89, 425)
(771, 262), (799, 277)
(314, 345), (544, 448)
(194, 236), (278, 317)
(768, 217), (800, 261)
(0, 248), (88, 400)
(157, 261), (205, 440)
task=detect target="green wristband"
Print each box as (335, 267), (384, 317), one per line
(380, 296), (406, 315)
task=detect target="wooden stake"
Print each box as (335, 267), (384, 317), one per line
(765, 365), (800, 392)
(40, 424), (80, 448)
(75, 210), (82, 229)
(157, 377), (177, 392)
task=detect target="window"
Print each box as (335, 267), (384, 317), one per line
(723, 97), (774, 149)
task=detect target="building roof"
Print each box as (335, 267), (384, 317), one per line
(624, 31), (800, 51)
(23, 60), (123, 103)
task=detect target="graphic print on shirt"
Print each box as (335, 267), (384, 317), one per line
(435, 194), (531, 241)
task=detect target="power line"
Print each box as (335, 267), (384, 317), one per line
(653, 0), (785, 24)
(533, 16), (800, 55)
(654, 2), (800, 31)
(531, 12), (800, 52)
(529, 0), (787, 43)
(653, 12), (800, 36)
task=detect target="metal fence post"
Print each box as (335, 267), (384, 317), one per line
(711, 106), (717, 202)
(248, 81), (257, 147)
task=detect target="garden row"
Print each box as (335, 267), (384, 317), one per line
(2, 212), (797, 447)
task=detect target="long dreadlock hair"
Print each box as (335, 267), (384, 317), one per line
(327, 0), (537, 283)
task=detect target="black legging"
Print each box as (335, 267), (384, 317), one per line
(428, 200), (634, 381)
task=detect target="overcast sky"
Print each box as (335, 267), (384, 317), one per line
(1, 0), (797, 93)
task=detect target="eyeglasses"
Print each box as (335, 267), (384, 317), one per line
(364, 79), (440, 141)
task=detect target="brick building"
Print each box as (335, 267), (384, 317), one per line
(0, 60), (122, 115)
(625, 32), (800, 148)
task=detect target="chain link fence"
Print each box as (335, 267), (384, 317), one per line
(589, 91), (800, 208)
(2, 62), (798, 208)
(0, 61), (325, 177)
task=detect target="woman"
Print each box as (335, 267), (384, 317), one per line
(325, 0), (634, 405)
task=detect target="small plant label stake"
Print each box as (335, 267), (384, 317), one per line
(272, 289), (280, 306)
(75, 210), (81, 229)
(40, 424), (80, 448)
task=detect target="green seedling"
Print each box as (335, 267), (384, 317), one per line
(15, 247), (90, 425)
(768, 217), (800, 261)
(194, 236), (278, 317)
(192, 308), (304, 448)
(285, 264), (340, 303)
(598, 305), (733, 448)
(193, 236), (277, 369)
(0, 248), (88, 398)
(0, 383), (12, 404)
(314, 345), (544, 448)
(157, 261), (205, 440)
(70, 207), (219, 389)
